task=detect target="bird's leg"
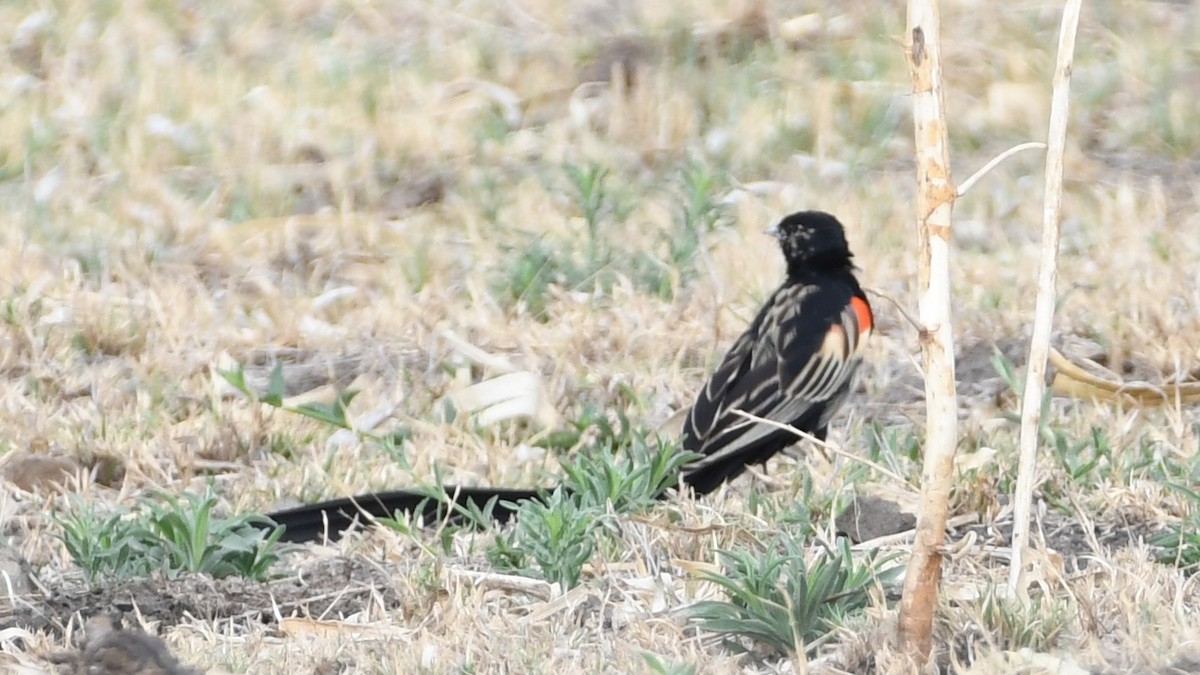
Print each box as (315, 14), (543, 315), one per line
(746, 463), (789, 490)
(811, 426), (832, 463)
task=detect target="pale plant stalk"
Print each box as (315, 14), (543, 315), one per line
(1008, 0), (1083, 595)
(897, 0), (958, 662)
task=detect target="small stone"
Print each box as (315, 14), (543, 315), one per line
(835, 495), (917, 543)
(2, 453), (80, 492)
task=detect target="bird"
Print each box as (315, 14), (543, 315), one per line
(677, 210), (873, 493)
(262, 210), (872, 542)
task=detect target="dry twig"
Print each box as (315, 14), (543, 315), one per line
(1010, 0), (1084, 595)
(897, 0), (958, 662)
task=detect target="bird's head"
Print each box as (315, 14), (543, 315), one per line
(767, 210), (854, 272)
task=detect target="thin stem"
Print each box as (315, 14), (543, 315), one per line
(1008, 0), (1083, 596)
(957, 141), (1047, 197)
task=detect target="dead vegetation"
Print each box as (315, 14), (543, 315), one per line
(2, 0), (1200, 673)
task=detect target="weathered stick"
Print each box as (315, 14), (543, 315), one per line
(1008, 0), (1083, 596)
(897, 0), (958, 662)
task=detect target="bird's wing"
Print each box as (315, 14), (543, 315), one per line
(682, 282), (872, 473)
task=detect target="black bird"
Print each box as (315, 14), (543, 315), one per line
(263, 211), (872, 542)
(678, 210), (873, 493)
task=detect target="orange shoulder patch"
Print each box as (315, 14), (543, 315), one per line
(850, 296), (873, 334)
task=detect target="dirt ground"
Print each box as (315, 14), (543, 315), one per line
(2, 0), (1200, 673)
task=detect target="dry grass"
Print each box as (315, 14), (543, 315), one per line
(2, 0), (1200, 673)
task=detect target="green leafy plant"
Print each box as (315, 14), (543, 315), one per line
(975, 585), (1073, 651)
(675, 160), (728, 245)
(993, 348), (1053, 422)
(218, 363), (360, 430)
(561, 430), (700, 514)
(538, 401), (638, 454)
(375, 408), (697, 589)
(484, 420), (697, 589)
(564, 162), (612, 269)
(55, 487), (288, 583)
(55, 498), (155, 584)
(139, 489), (287, 579)
(495, 160), (736, 315)
(866, 423), (922, 466)
(744, 476), (819, 536)
(1050, 426), (1110, 485)
(377, 478), (508, 554)
(630, 160), (730, 298)
(1151, 482), (1200, 571)
(498, 488), (600, 589)
(498, 234), (576, 319)
(690, 536), (897, 657)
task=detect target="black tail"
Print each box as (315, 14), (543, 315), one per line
(263, 486), (547, 543)
(262, 453), (779, 542)
(261, 457), (759, 543)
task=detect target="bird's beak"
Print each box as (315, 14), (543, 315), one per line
(765, 223), (781, 239)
